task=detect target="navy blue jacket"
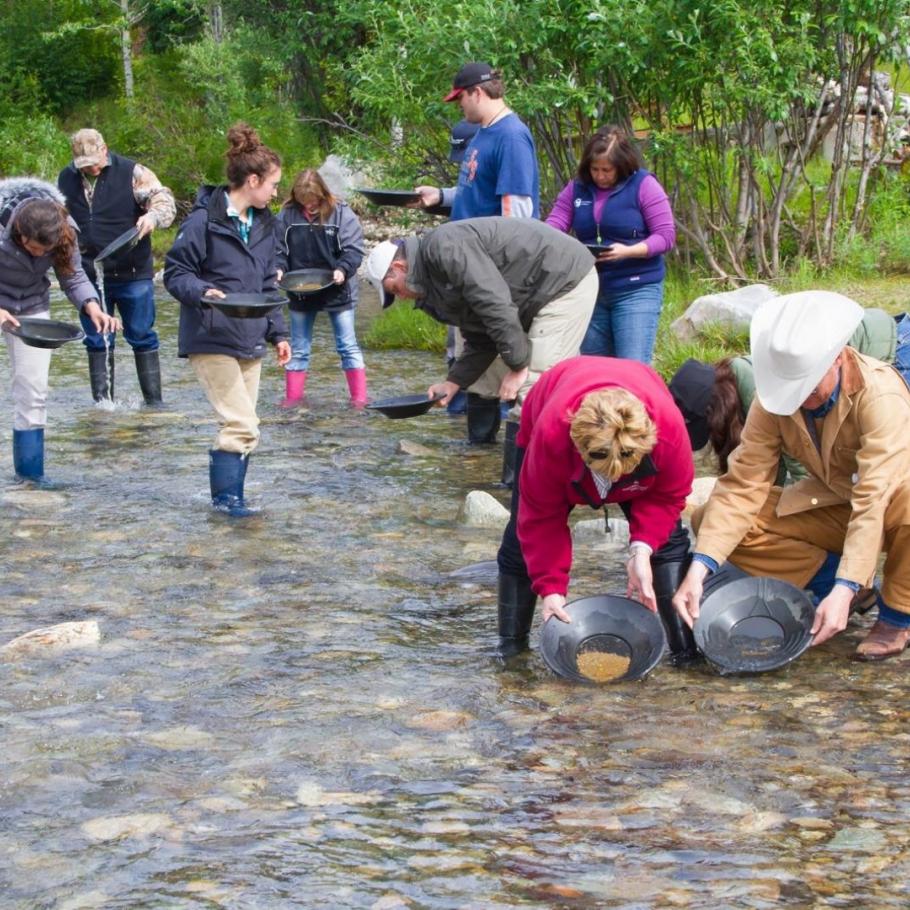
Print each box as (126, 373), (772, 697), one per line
(164, 185), (287, 359)
(571, 170), (665, 291)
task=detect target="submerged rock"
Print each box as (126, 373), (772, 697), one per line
(458, 490), (509, 528)
(1, 620), (100, 658)
(826, 826), (886, 851)
(397, 440), (434, 457)
(81, 812), (173, 842)
(2, 488), (67, 510)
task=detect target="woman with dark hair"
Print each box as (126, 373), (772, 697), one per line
(274, 168), (367, 408)
(546, 126), (675, 363)
(669, 306), (909, 483)
(164, 123), (290, 516)
(0, 178), (120, 484)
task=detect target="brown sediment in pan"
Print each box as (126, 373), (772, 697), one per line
(576, 650), (631, 682)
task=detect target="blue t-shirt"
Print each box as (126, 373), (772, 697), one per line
(451, 113), (539, 220)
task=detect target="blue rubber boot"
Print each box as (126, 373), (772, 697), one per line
(13, 428), (47, 485)
(208, 449), (256, 517)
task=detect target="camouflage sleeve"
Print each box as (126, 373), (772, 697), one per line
(132, 162), (176, 229)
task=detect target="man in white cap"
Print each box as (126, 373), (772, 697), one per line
(673, 290), (910, 660)
(365, 217), (597, 410)
(58, 128), (175, 406)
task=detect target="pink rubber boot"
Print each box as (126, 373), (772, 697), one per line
(280, 370), (307, 408)
(344, 368), (368, 409)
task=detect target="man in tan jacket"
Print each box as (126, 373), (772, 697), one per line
(673, 291), (910, 660)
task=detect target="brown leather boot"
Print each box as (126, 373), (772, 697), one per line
(854, 620), (910, 661)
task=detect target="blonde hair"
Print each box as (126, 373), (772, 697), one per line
(569, 388), (657, 481)
(283, 168), (336, 222)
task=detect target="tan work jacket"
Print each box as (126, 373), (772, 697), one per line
(695, 348), (910, 585)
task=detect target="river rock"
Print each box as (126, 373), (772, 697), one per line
(572, 516), (630, 545)
(671, 284), (778, 340)
(81, 812), (172, 842)
(142, 726), (216, 751)
(397, 440), (434, 457)
(826, 826), (886, 851)
(319, 154), (369, 201)
(1, 620), (100, 658)
(684, 476), (717, 517)
(458, 490), (509, 528)
(405, 709), (472, 732)
(2, 488), (67, 510)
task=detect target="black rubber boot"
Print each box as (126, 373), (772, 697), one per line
(498, 420), (519, 488)
(88, 350), (114, 403)
(496, 572), (537, 660)
(466, 392), (501, 444)
(652, 560), (699, 663)
(134, 349), (163, 406)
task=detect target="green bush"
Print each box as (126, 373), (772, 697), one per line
(363, 304), (447, 353)
(0, 105), (69, 177)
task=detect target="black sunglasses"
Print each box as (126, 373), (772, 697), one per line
(587, 448), (634, 460)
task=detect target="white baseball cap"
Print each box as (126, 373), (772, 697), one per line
(365, 240), (400, 308)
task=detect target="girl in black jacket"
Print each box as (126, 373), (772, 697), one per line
(164, 124), (290, 516)
(274, 169), (367, 408)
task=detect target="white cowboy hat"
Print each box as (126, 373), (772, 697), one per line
(750, 290), (864, 415)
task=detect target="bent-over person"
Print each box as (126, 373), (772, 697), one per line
(673, 291), (910, 660)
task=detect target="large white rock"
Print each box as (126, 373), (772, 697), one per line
(319, 154), (369, 202)
(671, 284), (778, 340)
(458, 490), (509, 529)
(1, 620), (100, 658)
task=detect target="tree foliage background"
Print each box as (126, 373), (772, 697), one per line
(1, 0), (908, 279)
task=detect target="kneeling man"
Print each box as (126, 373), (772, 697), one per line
(673, 290), (910, 660)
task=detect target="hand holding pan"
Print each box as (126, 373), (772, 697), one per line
(94, 226), (141, 264)
(278, 269), (334, 295)
(3, 317), (84, 349)
(367, 391), (446, 419)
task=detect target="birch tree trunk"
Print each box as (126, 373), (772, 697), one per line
(120, 0), (134, 100)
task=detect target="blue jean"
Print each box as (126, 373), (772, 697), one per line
(81, 278), (158, 353)
(893, 313), (910, 386)
(287, 308), (364, 372)
(580, 279), (663, 363)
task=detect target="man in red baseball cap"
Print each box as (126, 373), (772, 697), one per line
(442, 62), (497, 102)
(415, 61), (540, 472)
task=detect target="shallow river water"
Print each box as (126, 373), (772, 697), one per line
(1, 290), (908, 909)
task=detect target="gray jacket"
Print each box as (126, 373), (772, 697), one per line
(0, 177), (98, 316)
(404, 217), (593, 387)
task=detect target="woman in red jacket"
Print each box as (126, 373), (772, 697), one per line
(496, 355), (695, 659)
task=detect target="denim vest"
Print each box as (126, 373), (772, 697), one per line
(572, 169), (664, 291)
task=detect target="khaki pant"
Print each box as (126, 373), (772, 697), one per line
(190, 354), (261, 454)
(693, 485), (910, 616)
(467, 267), (599, 413)
(4, 309), (52, 430)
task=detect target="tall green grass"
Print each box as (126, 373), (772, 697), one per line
(363, 302), (447, 353)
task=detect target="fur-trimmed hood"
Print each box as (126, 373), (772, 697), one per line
(0, 177), (67, 228)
